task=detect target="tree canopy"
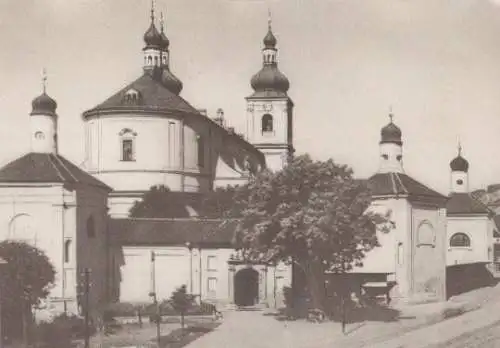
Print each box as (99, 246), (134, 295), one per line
(227, 154), (390, 312)
(129, 185), (192, 218)
(0, 241), (56, 340)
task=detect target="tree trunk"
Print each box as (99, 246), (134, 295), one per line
(302, 260), (327, 314)
(181, 312), (185, 330)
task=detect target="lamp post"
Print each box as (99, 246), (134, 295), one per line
(0, 257), (7, 348)
(149, 251), (160, 348)
(185, 242), (193, 294)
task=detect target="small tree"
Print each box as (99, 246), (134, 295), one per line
(0, 241), (56, 343)
(170, 285), (194, 331)
(199, 185), (239, 218)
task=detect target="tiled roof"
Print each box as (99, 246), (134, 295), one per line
(368, 172), (446, 199)
(0, 153), (111, 190)
(109, 218), (237, 247)
(82, 73), (199, 117)
(446, 193), (491, 215)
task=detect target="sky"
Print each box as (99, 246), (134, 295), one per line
(1, 0), (500, 194)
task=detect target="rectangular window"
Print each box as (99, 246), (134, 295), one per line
(197, 135), (204, 168)
(207, 277), (217, 297)
(122, 139), (134, 161)
(207, 255), (217, 271)
(168, 122), (176, 166)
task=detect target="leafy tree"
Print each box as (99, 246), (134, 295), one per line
(228, 154), (390, 316)
(130, 185), (190, 218)
(0, 241), (56, 342)
(199, 185), (240, 218)
(170, 285), (194, 330)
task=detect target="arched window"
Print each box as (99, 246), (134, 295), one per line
(64, 239), (71, 263)
(154, 56), (158, 66)
(9, 214), (37, 246)
(197, 135), (205, 168)
(417, 221), (435, 246)
(148, 56), (152, 65)
(87, 216), (95, 239)
(262, 114), (273, 133)
(450, 233), (471, 248)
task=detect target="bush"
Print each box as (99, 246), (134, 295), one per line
(35, 313), (93, 348)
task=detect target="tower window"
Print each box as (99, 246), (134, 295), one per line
(381, 154), (389, 160)
(197, 135), (205, 168)
(456, 179), (463, 185)
(262, 114), (273, 133)
(450, 232), (471, 248)
(64, 239), (71, 263)
(35, 131), (45, 140)
(148, 56), (152, 65)
(396, 155), (402, 161)
(154, 56), (159, 66)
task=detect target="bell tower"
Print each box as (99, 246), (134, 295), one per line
(246, 13), (293, 172)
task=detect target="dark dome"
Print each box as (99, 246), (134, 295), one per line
(144, 22), (162, 48)
(380, 121), (402, 145)
(31, 92), (57, 117)
(450, 155), (469, 172)
(250, 65), (289, 93)
(160, 30), (169, 50)
(263, 29), (277, 48)
(161, 68), (183, 95)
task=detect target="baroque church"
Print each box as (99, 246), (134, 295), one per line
(0, 5), (496, 318)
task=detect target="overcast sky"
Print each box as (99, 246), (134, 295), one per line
(1, 0), (500, 193)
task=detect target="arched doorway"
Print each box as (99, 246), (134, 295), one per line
(234, 267), (259, 307)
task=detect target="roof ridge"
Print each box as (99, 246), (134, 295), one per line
(394, 172), (409, 194)
(389, 172), (399, 195)
(52, 154), (79, 183)
(47, 154), (67, 182)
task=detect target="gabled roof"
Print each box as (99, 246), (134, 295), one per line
(0, 153), (111, 190)
(447, 193), (491, 216)
(109, 218), (237, 247)
(368, 172), (446, 199)
(82, 73), (199, 117)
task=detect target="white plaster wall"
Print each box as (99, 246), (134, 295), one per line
(119, 246), (291, 307)
(447, 216), (492, 265)
(0, 185), (75, 307)
(410, 204), (447, 301)
(30, 115), (57, 153)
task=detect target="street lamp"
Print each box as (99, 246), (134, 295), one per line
(0, 257), (7, 348)
(185, 242), (193, 294)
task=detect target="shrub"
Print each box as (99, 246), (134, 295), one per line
(35, 313), (93, 348)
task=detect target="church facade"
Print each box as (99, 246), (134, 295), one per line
(0, 5), (496, 319)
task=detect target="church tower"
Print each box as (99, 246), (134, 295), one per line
(30, 71), (58, 154)
(449, 143), (469, 193)
(378, 113), (403, 174)
(246, 14), (294, 172)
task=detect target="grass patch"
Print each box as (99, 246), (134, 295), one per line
(155, 322), (220, 348)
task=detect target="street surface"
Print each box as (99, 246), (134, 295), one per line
(429, 320), (500, 348)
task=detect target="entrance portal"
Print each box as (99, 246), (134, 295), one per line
(234, 267), (259, 307)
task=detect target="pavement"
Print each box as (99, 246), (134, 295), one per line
(187, 283), (500, 348)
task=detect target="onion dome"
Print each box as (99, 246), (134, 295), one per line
(380, 117), (402, 145)
(263, 29), (277, 49)
(250, 65), (289, 93)
(143, 21), (162, 48)
(450, 144), (469, 172)
(31, 92), (57, 117)
(160, 30), (169, 50)
(450, 155), (469, 172)
(160, 68), (183, 95)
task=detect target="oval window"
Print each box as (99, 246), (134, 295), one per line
(456, 179), (463, 185)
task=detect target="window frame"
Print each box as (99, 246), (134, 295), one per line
(449, 232), (472, 248)
(261, 113), (274, 134)
(119, 128), (137, 162)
